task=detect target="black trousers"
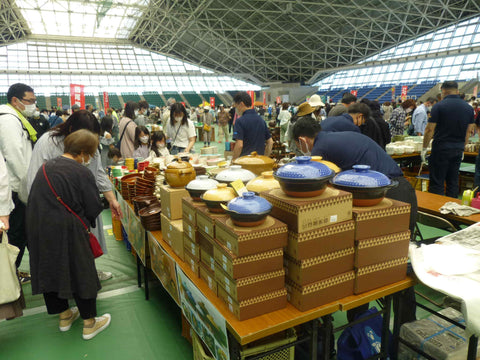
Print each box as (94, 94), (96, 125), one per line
(428, 147), (463, 198)
(8, 192), (26, 268)
(43, 292), (97, 320)
(386, 176), (418, 238)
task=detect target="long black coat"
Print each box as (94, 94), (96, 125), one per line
(26, 156), (103, 299)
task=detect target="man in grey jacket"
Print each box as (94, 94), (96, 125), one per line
(327, 92), (357, 117)
(0, 83), (37, 283)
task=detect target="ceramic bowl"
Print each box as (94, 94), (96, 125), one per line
(186, 175), (219, 201)
(233, 151), (275, 176)
(330, 165), (398, 206)
(246, 171), (280, 194)
(201, 183), (236, 213)
(274, 156), (334, 197)
(224, 192), (272, 227)
(215, 165), (256, 184)
(164, 159), (196, 188)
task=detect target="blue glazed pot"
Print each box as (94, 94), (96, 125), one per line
(225, 192), (272, 227)
(331, 165), (397, 206)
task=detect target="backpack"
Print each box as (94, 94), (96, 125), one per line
(337, 307), (392, 360)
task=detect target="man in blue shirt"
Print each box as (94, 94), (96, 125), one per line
(321, 112), (360, 133)
(422, 81), (475, 198)
(412, 97), (436, 136)
(232, 92), (273, 159)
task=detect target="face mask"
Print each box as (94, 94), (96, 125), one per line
(82, 155), (92, 167)
(157, 142), (165, 148)
(175, 116), (183, 122)
(134, 110), (139, 117)
(19, 101), (36, 117)
(33, 110), (40, 118)
(299, 138), (311, 156)
(405, 108), (412, 114)
(140, 136), (149, 144)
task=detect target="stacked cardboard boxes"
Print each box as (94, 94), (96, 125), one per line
(352, 198), (411, 294)
(262, 187), (356, 311)
(181, 197), (207, 277)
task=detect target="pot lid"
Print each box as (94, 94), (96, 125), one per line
(246, 171), (280, 192)
(166, 159), (193, 170)
(202, 183), (236, 201)
(215, 165), (256, 182)
(275, 156), (333, 179)
(227, 192), (272, 214)
(332, 165), (391, 187)
(233, 151), (275, 165)
(186, 175), (219, 191)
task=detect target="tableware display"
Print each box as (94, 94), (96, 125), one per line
(224, 192), (272, 227)
(185, 175), (219, 201)
(232, 151), (275, 176)
(164, 159), (196, 188)
(246, 171), (280, 194)
(200, 183), (236, 213)
(215, 165), (255, 184)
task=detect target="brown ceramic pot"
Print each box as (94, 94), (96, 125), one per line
(233, 151), (275, 176)
(164, 159), (196, 188)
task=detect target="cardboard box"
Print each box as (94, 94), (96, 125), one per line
(196, 205), (228, 239)
(286, 271), (355, 312)
(215, 266), (285, 302)
(286, 220), (355, 260)
(160, 213), (184, 260)
(356, 230), (410, 268)
(261, 187), (352, 233)
(198, 230), (214, 255)
(353, 198), (410, 240)
(160, 185), (189, 220)
(199, 262), (217, 295)
(218, 286), (287, 321)
(200, 247), (216, 272)
(284, 248), (355, 285)
(213, 238), (284, 279)
(355, 257), (408, 294)
(183, 233), (200, 259)
(182, 219), (199, 243)
(215, 215), (288, 257)
(184, 248), (200, 277)
(182, 197), (206, 225)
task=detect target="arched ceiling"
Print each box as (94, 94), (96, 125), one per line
(3, 0), (480, 85)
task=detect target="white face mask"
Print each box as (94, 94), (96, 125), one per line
(33, 110), (40, 118)
(175, 116), (183, 122)
(134, 110), (139, 117)
(157, 142), (165, 149)
(299, 138), (311, 156)
(82, 155), (92, 167)
(405, 108), (412, 114)
(140, 136), (149, 144)
(19, 100), (36, 117)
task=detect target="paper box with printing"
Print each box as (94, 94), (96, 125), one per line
(199, 262), (217, 295)
(160, 213), (184, 260)
(182, 197), (206, 225)
(160, 185), (189, 220)
(355, 257), (408, 294)
(184, 248), (200, 277)
(183, 219), (199, 243)
(196, 205), (228, 239)
(261, 187), (352, 233)
(356, 231), (410, 268)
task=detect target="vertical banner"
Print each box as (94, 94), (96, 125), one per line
(350, 90), (358, 97)
(70, 84), (85, 109)
(276, 96), (281, 104)
(391, 86), (396, 102)
(262, 91), (266, 105)
(181, 102), (186, 107)
(247, 91), (255, 108)
(57, 97), (62, 109)
(401, 85), (408, 102)
(473, 85), (478, 97)
(209, 97), (215, 108)
(103, 91), (109, 111)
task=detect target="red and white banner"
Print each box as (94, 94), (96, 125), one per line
(262, 91), (266, 105)
(70, 84), (85, 109)
(391, 86), (395, 102)
(181, 102), (186, 107)
(474, 86), (478, 97)
(209, 97), (215, 108)
(103, 92), (109, 111)
(350, 90), (358, 97)
(401, 85), (408, 102)
(276, 96), (281, 104)
(247, 91), (255, 108)
(57, 97), (62, 109)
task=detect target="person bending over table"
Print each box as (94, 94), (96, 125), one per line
(293, 117), (417, 325)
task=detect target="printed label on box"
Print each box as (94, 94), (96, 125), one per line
(330, 215), (337, 222)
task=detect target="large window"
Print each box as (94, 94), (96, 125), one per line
(0, 40), (260, 93)
(315, 16), (480, 90)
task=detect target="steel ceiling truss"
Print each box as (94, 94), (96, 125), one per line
(131, 0), (480, 84)
(0, 0), (29, 44)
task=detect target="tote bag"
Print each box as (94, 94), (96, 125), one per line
(0, 231), (21, 304)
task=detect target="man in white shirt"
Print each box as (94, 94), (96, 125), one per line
(0, 83), (37, 282)
(412, 97), (436, 135)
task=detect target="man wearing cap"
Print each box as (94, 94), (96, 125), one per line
(308, 94), (326, 122)
(422, 81), (475, 198)
(0, 83), (38, 283)
(327, 93), (357, 117)
(72, 104), (80, 112)
(232, 91), (273, 160)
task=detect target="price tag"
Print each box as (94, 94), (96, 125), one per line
(230, 179), (247, 196)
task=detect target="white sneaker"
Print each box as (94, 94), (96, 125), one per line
(59, 307), (80, 332)
(82, 313), (111, 340)
(97, 271), (113, 281)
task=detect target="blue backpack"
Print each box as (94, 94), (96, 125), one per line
(337, 307), (392, 360)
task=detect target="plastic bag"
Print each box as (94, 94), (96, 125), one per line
(0, 231), (21, 304)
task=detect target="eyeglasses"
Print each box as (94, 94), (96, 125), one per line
(20, 98), (37, 105)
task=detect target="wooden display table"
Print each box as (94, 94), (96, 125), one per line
(416, 190), (480, 226)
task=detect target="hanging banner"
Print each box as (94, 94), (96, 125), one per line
(350, 90), (358, 97)
(181, 102), (185, 107)
(401, 85), (408, 102)
(391, 87), (396, 102)
(70, 84), (85, 109)
(473, 85), (478, 97)
(103, 92), (109, 111)
(262, 91), (266, 105)
(57, 97), (62, 109)
(247, 91), (255, 108)
(209, 97), (215, 108)
(276, 96), (281, 104)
